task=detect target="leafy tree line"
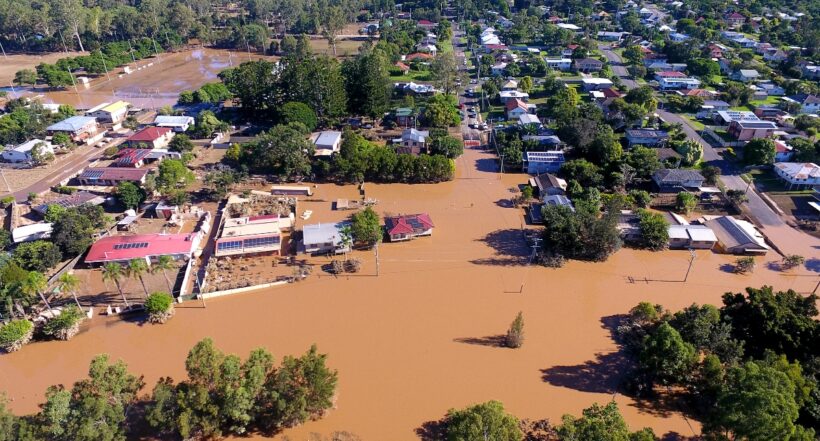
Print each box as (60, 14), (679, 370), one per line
(616, 286), (820, 440)
(0, 338), (337, 440)
(0, 99), (76, 146)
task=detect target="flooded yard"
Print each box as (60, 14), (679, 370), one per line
(1, 145), (818, 440)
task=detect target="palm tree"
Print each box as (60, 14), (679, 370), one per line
(21, 271), (54, 316)
(57, 272), (82, 309)
(153, 255), (175, 293)
(101, 262), (130, 308)
(125, 259), (149, 299)
(339, 224), (353, 259)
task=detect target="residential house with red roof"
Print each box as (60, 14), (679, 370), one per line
(406, 52), (434, 62)
(113, 148), (153, 168)
(506, 98), (531, 120)
(394, 61), (410, 73)
(77, 167), (149, 186)
(384, 214), (434, 242)
(85, 232), (203, 265)
(726, 12), (745, 28)
(125, 126), (175, 149)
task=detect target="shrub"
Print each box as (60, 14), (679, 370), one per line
(781, 254), (805, 270)
(734, 256), (755, 274)
(505, 312), (524, 349)
(629, 189), (652, 208)
(0, 319), (34, 352)
(145, 292), (175, 324)
(331, 259), (345, 274)
(43, 305), (85, 340)
(344, 258), (361, 273)
(539, 252), (565, 268)
(53, 185), (78, 195)
(0, 196), (14, 207)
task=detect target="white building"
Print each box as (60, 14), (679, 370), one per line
(12, 223), (52, 243)
(545, 58), (572, 71)
(2, 139), (54, 163)
(581, 78), (614, 91)
(86, 101), (129, 124)
(302, 222), (352, 254)
(668, 225), (717, 249)
(658, 77), (701, 90)
(774, 162), (820, 189)
(154, 115), (195, 132)
(312, 131), (342, 157)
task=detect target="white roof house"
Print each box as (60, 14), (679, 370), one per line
(312, 131), (343, 157)
(557, 23), (582, 31)
(774, 162), (820, 187)
(543, 194), (574, 211)
(668, 225), (717, 249)
(154, 115), (195, 132)
(2, 139), (54, 163)
(658, 77), (702, 90)
(499, 90), (529, 102)
(518, 114), (541, 126)
(12, 223), (53, 243)
(302, 222), (351, 254)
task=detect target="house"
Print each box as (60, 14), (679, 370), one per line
(506, 98), (530, 120)
(754, 106), (786, 120)
(763, 49), (788, 62)
(46, 116), (101, 144)
(654, 71), (686, 82)
(215, 215), (290, 257)
(491, 62), (508, 76)
(113, 148), (153, 168)
(12, 223), (53, 243)
(271, 186), (312, 196)
(518, 114), (541, 127)
(714, 110), (760, 125)
(581, 78), (614, 91)
(85, 232), (203, 265)
(77, 167), (150, 186)
(397, 82), (436, 96)
(703, 100), (731, 111)
(32, 191), (105, 216)
(658, 77), (701, 90)
(704, 216), (769, 254)
(556, 23), (582, 32)
(773, 162), (820, 189)
(543, 194), (574, 211)
(545, 58), (572, 71)
(783, 95), (820, 114)
(85, 101), (129, 124)
(394, 107), (415, 127)
(597, 31), (628, 41)
(416, 20), (437, 30)
(499, 90), (529, 103)
(773, 141), (794, 162)
(625, 129), (669, 147)
(668, 225), (717, 249)
(415, 43), (437, 55)
(384, 213), (434, 242)
(523, 150), (566, 174)
(529, 173), (567, 197)
(732, 69), (761, 82)
(521, 134), (563, 147)
(728, 120), (778, 141)
(726, 12), (746, 27)
(757, 82), (785, 96)
(652, 169), (705, 192)
(302, 222), (352, 254)
(501, 79), (518, 91)
(669, 32), (690, 42)
(125, 127), (174, 149)
(154, 115), (195, 132)
(312, 131), (342, 157)
(2, 139), (54, 163)
(394, 61), (410, 74)
(405, 53), (434, 62)
(394, 128), (429, 155)
(574, 58), (604, 72)
(683, 89), (720, 99)
(801, 65), (819, 80)
(617, 211), (643, 242)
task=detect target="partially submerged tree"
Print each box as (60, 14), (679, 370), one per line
(505, 312), (525, 349)
(445, 400), (522, 441)
(145, 292), (174, 324)
(42, 305), (84, 340)
(733, 256), (755, 274)
(0, 319), (34, 352)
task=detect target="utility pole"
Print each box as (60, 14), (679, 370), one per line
(683, 248), (696, 282)
(0, 41), (6, 60)
(99, 49), (112, 83)
(375, 242), (380, 276)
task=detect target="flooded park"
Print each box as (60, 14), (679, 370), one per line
(1, 144), (817, 440)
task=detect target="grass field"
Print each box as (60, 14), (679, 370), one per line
(682, 115), (706, 131)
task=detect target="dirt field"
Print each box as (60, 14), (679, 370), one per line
(1, 146), (818, 440)
(5, 49), (276, 109)
(0, 52), (84, 85)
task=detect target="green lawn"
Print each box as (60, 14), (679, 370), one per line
(390, 70), (432, 82)
(682, 115), (705, 131)
(749, 96), (781, 107)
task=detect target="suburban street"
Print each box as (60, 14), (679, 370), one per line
(602, 45), (820, 256)
(1, 143), (106, 202)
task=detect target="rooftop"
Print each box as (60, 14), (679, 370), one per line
(385, 213), (434, 236)
(85, 233), (200, 263)
(653, 169), (705, 182)
(79, 167), (149, 181)
(127, 126), (172, 142)
(775, 162), (820, 179)
(47, 116), (96, 132)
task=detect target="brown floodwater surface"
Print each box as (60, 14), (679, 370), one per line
(1, 147), (818, 440)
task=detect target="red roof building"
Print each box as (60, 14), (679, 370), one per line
(384, 213), (434, 242)
(114, 148), (153, 167)
(406, 53), (434, 62)
(655, 71), (686, 78)
(600, 88), (622, 98)
(77, 167), (149, 186)
(395, 61), (410, 72)
(125, 126), (174, 149)
(85, 232), (202, 264)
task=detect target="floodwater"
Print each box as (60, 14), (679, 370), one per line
(3, 48), (274, 109)
(1, 146), (818, 440)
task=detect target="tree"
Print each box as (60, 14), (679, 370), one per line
(558, 401), (653, 441)
(743, 138), (776, 165)
(445, 401), (522, 441)
(560, 159), (603, 188)
(102, 262), (130, 308)
(153, 255), (175, 293)
(674, 140), (702, 166)
(781, 254), (805, 270)
(14, 69), (38, 86)
(351, 207), (382, 248)
(145, 292), (174, 324)
(430, 135), (464, 159)
(52, 132), (73, 148)
(625, 147), (662, 182)
(279, 102), (318, 131)
(733, 256), (755, 274)
(424, 94), (461, 127)
(701, 165), (721, 185)
(319, 5), (346, 56)
(51, 206), (107, 256)
(241, 125), (313, 179)
(505, 312), (524, 348)
(13, 240), (62, 271)
(675, 191), (697, 214)
(639, 322), (697, 387)
(57, 271), (82, 309)
(431, 52), (461, 95)
(705, 362), (800, 441)
(155, 159), (194, 194)
(726, 189), (748, 206)
(541, 199), (622, 262)
(629, 189), (651, 208)
(21, 271), (54, 316)
(116, 182), (145, 209)
(520, 75), (533, 93)
(0, 319), (34, 352)
(623, 46), (644, 65)
(168, 134), (194, 153)
(42, 305), (84, 340)
(126, 259), (150, 298)
(637, 210), (668, 250)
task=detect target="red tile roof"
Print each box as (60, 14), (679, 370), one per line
(505, 98), (528, 111)
(85, 233), (198, 263)
(114, 148), (152, 167)
(600, 88), (622, 98)
(127, 126), (171, 142)
(656, 71), (686, 78)
(395, 61), (410, 71)
(406, 53), (434, 61)
(385, 214), (434, 236)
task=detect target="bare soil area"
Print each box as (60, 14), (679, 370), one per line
(1, 146), (818, 440)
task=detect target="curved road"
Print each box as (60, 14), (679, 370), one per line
(601, 45), (820, 256)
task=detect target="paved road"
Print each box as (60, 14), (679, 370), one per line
(1, 143), (106, 202)
(603, 44), (820, 255)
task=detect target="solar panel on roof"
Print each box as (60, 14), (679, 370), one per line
(113, 242), (149, 250)
(83, 170), (105, 178)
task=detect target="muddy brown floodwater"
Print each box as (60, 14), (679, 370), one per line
(3, 49), (275, 109)
(1, 146), (818, 440)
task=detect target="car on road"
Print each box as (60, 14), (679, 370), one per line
(469, 79), (478, 84)
(468, 112), (477, 118)
(479, 123), (489, 130)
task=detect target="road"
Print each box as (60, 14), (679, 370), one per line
(602, 44), (820, 255)
(452, 24), (484, 145)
